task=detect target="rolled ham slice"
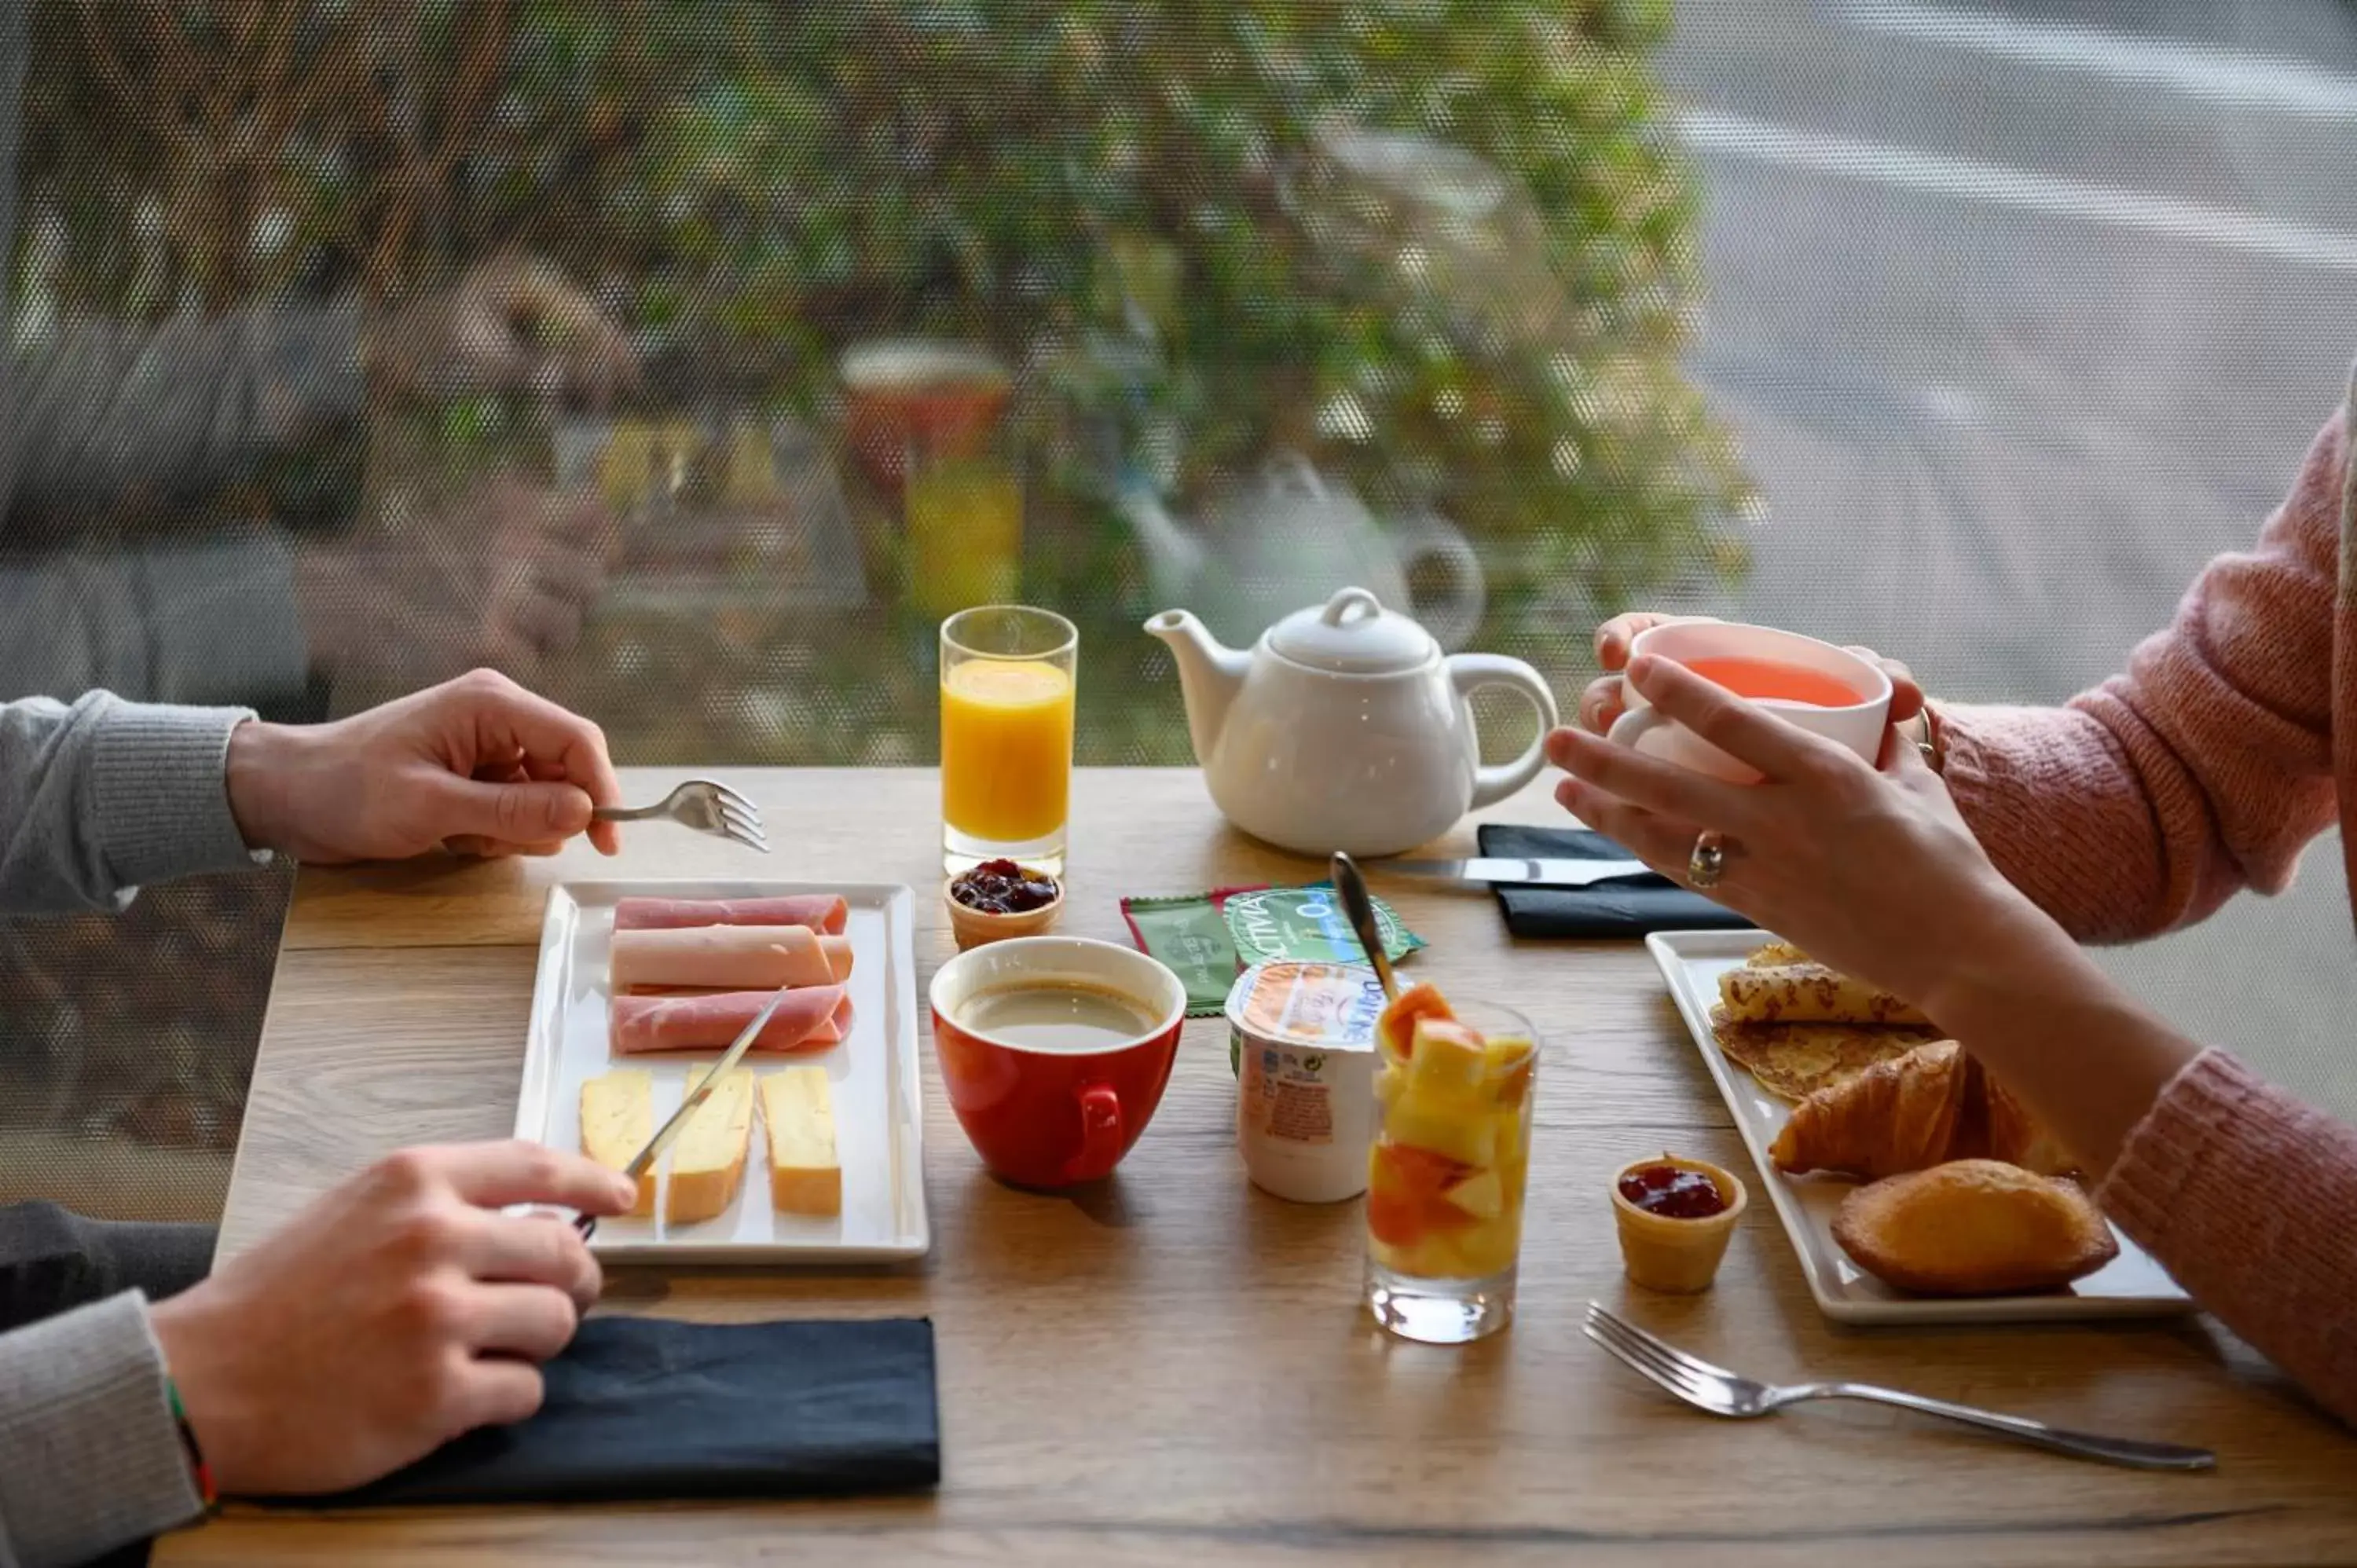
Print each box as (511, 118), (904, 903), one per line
(614, 895), (848, 936)
(611, 987), (853, 1055)
(610, 925), (853, 992)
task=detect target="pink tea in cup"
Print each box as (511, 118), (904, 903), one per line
(1607, 622), (1893, 784)
(1678, 656), (1864, 709)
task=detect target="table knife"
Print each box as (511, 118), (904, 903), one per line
(1377, 857), (1660, 887)
(574, 984), (790, 1239)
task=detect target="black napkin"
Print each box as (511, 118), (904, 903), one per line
(1476, 824), (1752, 940)
(297, 1316), (939, 1508)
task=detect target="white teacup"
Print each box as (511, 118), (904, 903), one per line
(1605, 621), (1892, 783)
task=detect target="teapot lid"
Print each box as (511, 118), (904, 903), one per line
(1266, 588), (1436, 673)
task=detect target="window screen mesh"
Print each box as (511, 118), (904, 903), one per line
(2, 0), (2352, 1220)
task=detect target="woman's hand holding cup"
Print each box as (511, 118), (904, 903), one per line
(1578, 613), (1924, 737)
(1544, 646), (2050, 1020)
(1585, 621), (1896, 783)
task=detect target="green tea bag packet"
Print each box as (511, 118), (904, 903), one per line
(1222, 884), (1426, 969)
(1122, 891), (1250, 1016)
(1122, 883), (1428, 1017)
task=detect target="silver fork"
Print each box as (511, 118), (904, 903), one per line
(592, 779), (768, 853)
(1582, 1302), (2213, 1471)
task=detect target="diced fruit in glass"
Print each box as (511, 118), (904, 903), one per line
(1402, 1230), (1470, 1280)
(1366, 1172), (1475, 1250)
(1411, 1231), (1468, 1279)
(1484, 1038), (1534, 1107)
(1370, 1233), (1440, 1277)
(1366, 1185), (1427, 1248)
(1406, 1019), (1489, 1102)
(1442, 1168), (1505, 1220)
(1371, 1140), (1474, 1197)
(1380, 1095), (1497, 1168)
(1499, 1156), (1527, 1211)
(1487, 1108), (1530, 1163)
(1376, 982), (1454, 1058)
(1451, 1214), (1521, 1277)
(1482, 1035), (1534, 1073)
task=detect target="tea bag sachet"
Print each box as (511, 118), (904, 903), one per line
(1121, 883), (1425, 1017)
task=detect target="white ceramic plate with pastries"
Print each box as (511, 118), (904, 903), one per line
(1648, 929), (2190, 1324)
(514, 879), (929, 1263)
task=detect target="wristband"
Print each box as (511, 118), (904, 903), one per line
(166, 1377), (219, 1511)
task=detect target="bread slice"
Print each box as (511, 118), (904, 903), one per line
(761, 1068), (841, 1216)
(665, 1067), (755, 1225)
(579, 1069), (654, 1218)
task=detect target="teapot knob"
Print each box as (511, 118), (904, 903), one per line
(1319, 587), (1384, 627)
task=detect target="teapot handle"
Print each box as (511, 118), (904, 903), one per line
(1448, 654), (1561, 810)
(1387, 511), (1486, 650)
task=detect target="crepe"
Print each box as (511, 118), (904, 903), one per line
(1718, 963), (1931, 1028)
(1832, 1160), (2117, 1296)
(1745, 940), (1811, 969)
(1710, 1009), (1940, 1101)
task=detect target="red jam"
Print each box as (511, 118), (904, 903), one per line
(951, 859), (1061, 915)
(1618, 1163), (1728, 1220)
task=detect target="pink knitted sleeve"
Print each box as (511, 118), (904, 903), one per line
(1937, 416), (2344, 942)
(2099, 1050), (2357, 1424)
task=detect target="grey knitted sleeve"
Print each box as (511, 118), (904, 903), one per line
(0, 693), (267, 915)
(0, 1293), (203, 1568)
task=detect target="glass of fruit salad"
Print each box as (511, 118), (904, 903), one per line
(1365, 985), (1537, 1343)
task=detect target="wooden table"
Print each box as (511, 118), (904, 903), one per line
(158, 768), (2357, 1566)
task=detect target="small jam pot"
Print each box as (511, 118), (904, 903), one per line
(1610, 1152), (1747, 1294)
(944, 863), (1065, 950)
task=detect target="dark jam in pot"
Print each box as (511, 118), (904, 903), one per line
(1618, 1163), (1728, 1220)
(951, 859), (1061, 915)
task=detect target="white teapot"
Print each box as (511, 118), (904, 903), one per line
(1146, 587), (1560, 857)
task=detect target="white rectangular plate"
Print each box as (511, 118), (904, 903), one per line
(1647, 929), (2191, 1324)
(515, 880), (929, 1264)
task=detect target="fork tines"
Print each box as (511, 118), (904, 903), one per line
(701, 780), (769, 853)
(1582, 1302), (1734, 1412)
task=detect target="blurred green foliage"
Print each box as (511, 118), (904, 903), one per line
(489, 1), (1751, 635)
(18, 0), (1747, 757)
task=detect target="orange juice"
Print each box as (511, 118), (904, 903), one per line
(941, 658), (1074, 844)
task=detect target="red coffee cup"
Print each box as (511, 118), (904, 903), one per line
(931, 936), (1186, 1189)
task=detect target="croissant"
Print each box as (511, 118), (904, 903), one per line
(1769, 1041), (2077, 1181)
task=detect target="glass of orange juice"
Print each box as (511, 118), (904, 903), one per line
(940, 605), (1077, 875)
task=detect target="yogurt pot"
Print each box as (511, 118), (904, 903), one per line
(1226, 960), (1387, 1203)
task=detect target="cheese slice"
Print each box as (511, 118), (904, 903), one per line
(579, 1069), (654, 1218)
(762, 1067), (841, 1217)
(665, 1067), (755, 1225)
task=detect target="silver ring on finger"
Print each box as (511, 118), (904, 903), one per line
(1688, 830), (1731, 890)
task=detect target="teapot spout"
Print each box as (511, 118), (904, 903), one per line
(1145, 609), (1251, 766)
